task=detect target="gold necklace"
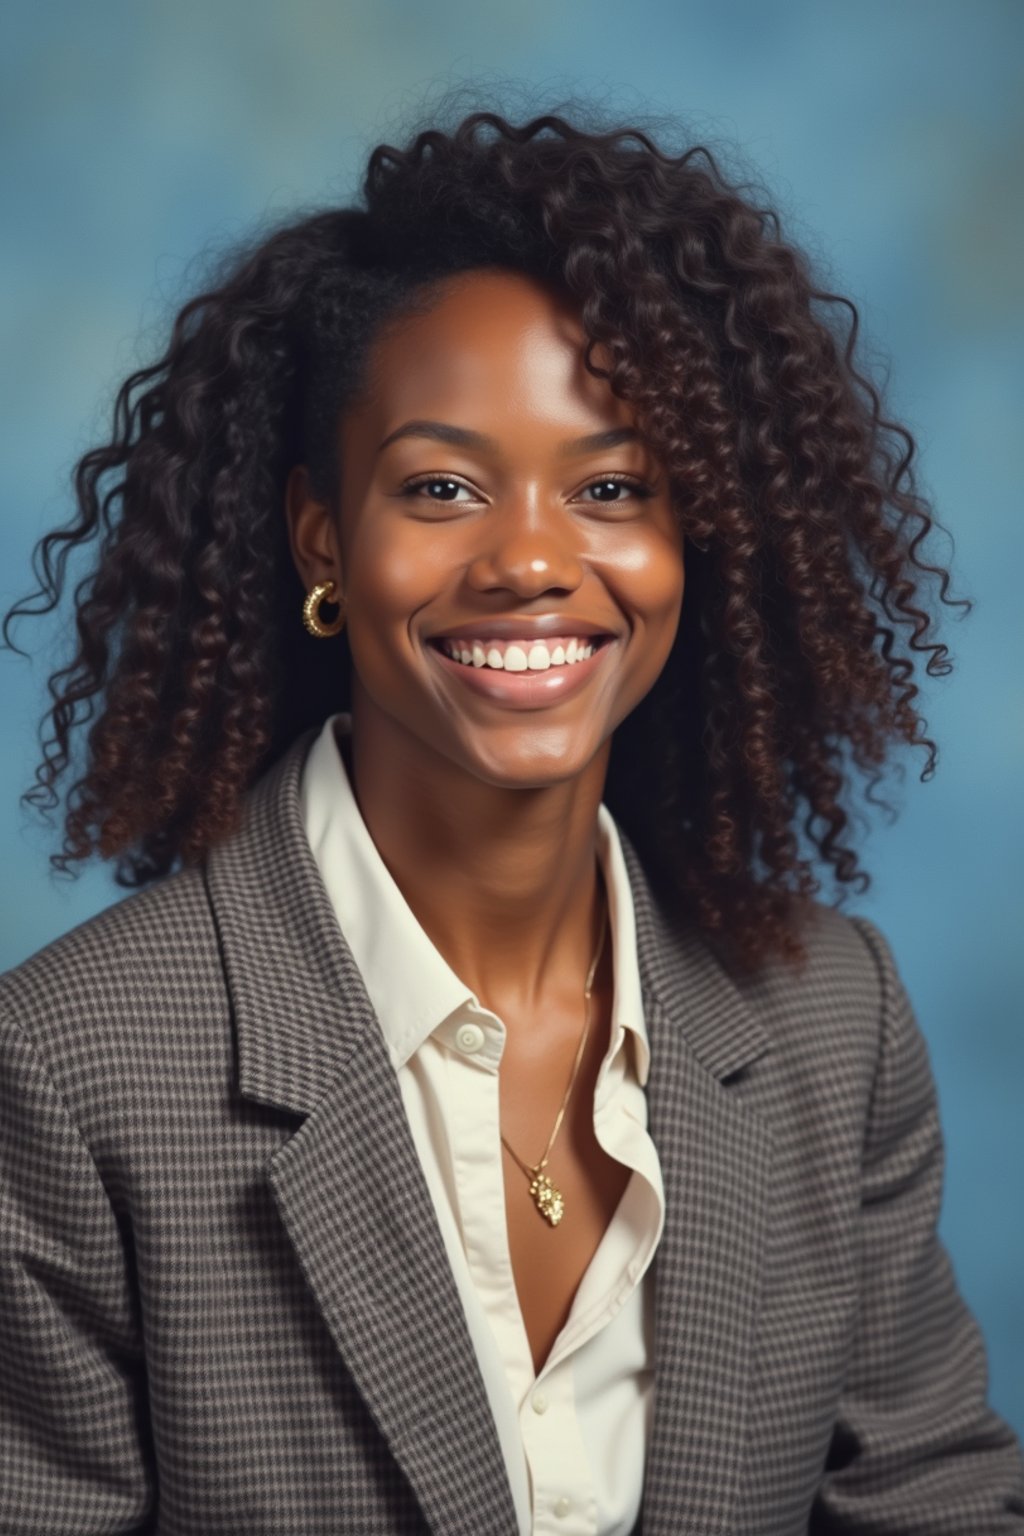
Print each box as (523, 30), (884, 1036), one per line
(499, 884), (609, 1228)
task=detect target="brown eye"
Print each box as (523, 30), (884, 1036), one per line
(417, 476), (463, 500)
(578, 475), (655, 503)
(403, 477), (472, 501)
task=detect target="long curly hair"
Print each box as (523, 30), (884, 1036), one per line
(3, 104), (969, 977)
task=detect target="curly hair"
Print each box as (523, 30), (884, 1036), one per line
(3, 104), (969, 977)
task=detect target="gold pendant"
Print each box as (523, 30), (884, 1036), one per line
(528, 1169), (565, 1226)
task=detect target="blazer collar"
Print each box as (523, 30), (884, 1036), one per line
(204, 726), (775, 1535)
(207, 726), (772, 1116)
(299, 709), (654, 1085)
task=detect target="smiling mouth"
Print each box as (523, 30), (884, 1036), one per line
(425, 632), (618, 711)
(427, 634), (615, 672)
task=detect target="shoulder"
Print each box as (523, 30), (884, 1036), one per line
(1, 862), (218, 1023)
(0, 863), (227, 1130)
(719, 896), (936, 1177)
(621, 820), (901, 1097)
(718, 896), (914, 1126)
(736, 896), (893, 1029)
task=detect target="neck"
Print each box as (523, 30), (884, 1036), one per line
(342, 702), (611, 1020)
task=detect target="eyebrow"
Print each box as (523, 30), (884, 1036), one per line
(376, 419), (642, 459)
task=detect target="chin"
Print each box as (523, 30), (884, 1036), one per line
(452, 734), (603, 791)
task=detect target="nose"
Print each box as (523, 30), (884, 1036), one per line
(464, 498), (585, 599)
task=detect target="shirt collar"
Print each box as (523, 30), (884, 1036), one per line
(298, 711), (650, 1084)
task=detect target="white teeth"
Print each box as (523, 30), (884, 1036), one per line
(440, 637), (602, 669)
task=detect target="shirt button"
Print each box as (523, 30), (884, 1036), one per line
(531, 1392), (548, 1414)
(455, 1023), (485, 1054)
(554, 1496), (571, 1517)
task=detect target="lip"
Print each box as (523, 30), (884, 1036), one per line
(426, 635), (617, 710)
(426, 614), (617, 643)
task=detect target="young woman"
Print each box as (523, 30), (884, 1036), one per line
(2, 108), (1021, 1535)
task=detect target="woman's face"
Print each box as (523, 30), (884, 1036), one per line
(291, 267), (685, 790)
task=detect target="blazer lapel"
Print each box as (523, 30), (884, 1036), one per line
(205, 729), (520, 1535)
(618, 830), (775, 1536)
(206, 729), (775, 1536)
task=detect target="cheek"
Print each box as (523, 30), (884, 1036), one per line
(345, 520), (437, 626)
(337, 522), (438, 697)
(605, 526), (686, 638)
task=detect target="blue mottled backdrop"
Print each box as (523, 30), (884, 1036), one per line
(2, 0), (1022, 1432)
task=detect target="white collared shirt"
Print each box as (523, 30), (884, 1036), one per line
(299, 712), (665, 1536)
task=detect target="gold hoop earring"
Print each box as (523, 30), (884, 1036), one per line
(302, 579), (346, 638)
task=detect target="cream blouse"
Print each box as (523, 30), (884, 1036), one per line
(299, 712), (665, 1536)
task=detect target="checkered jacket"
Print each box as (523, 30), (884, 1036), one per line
(2, 726), (1022, 1534)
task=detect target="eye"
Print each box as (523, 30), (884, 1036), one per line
(397, 471), (656, 507)
(400, 475), (479, 503)
(575, 474), (655, 504)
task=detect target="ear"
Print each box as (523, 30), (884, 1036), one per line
(284, 464), (345, 597)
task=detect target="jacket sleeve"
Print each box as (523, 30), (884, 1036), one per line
(0, 1006), (157, 1534)
(810, 916), (1024, 1532)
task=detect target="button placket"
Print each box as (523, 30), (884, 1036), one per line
(520, 1366), (594, 1533)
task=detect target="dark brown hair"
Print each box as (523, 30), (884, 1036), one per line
(3, 104), (969, 976)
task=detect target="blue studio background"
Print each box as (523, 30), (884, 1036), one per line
(2, 0), (1022, 1434)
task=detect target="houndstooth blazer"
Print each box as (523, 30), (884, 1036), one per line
(1, 725), (1022, 1535)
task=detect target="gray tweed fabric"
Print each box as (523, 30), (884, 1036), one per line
(1, 724), (1022, 1535)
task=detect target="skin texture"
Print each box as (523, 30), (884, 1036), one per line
(285, 268), (685, 1027)
(12, 113), (959, 988)
(286, 269), (686, 1368)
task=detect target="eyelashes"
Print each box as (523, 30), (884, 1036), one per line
(398, 472), (657, 505)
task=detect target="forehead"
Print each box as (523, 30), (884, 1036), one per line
(352, 268), (629, 432)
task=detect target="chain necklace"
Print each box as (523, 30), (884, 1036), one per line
(499, 883), (609, 1228)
